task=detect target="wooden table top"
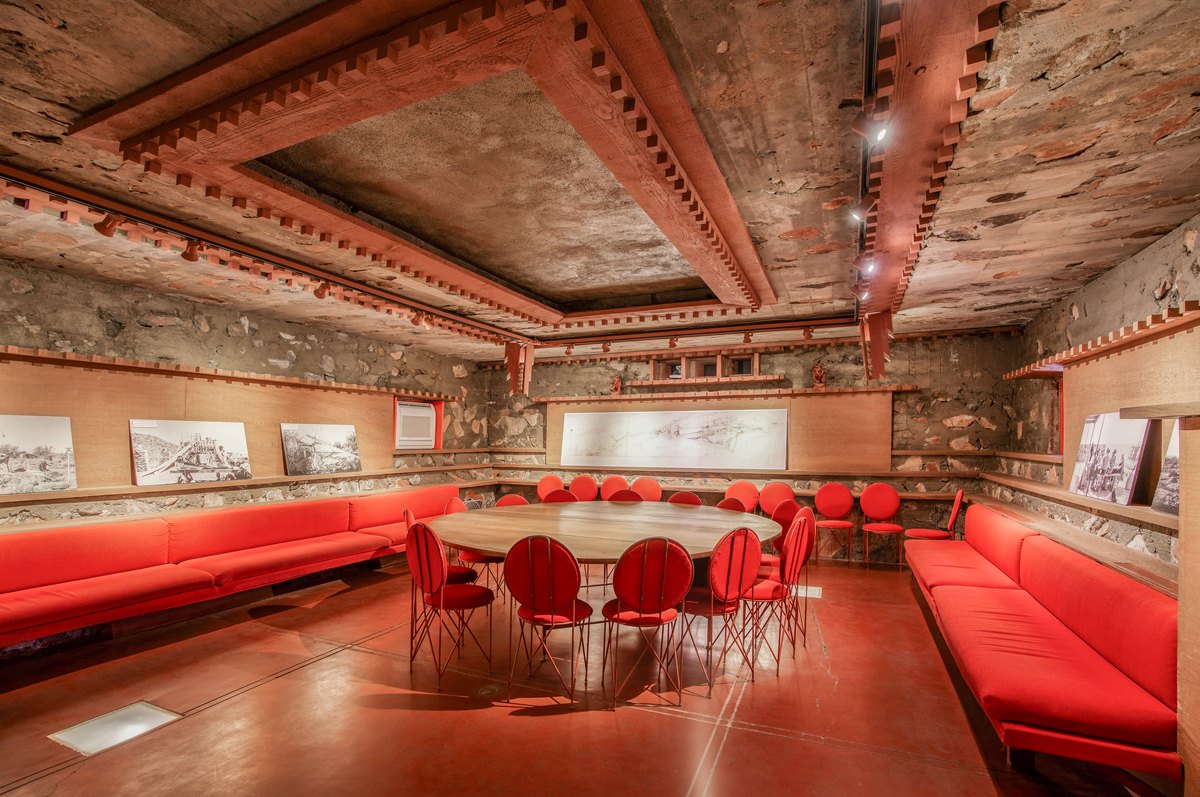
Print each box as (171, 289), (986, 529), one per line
(428, 501), (783, 564)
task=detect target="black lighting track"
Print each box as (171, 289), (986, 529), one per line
(0, 164), (532, 344)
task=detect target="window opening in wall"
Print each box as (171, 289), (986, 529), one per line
(733, 359), (752, 375)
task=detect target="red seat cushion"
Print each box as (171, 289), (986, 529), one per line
(346, 485), (459, 532)
(458, 550), (503, 564)
(906, 528), (952, 540)
(904, 540), (1021, 591)
(863, 522), (903, 533)
(168, 500), (350, 562)
(425, 584), (494, 610)
(963, 504), (1038, 583)
(446, 566), (479, 585)
(1020, 536), (1178, 711)
(518, 599), (593, 626)
(602, 599), (677, 626)
(0, 519), (171, 594)
(683, 587), (739, 617)
(356, 521), (408, 546)
(816, 519), (854, 530)
(744, 578), (786, 601)
(0, 565), (214, 634)
(934, 585), (1177, 749)
(180, 532), (387, 586)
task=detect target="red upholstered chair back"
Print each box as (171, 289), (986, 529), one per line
(536, 474), (564, 501)
(0, 519), (171, 594)
(859, 483), (900, 522)
(724, 480), (759, 513)
(607, 489), (643, 502)
(708, 528), (762, 604)
(612, 537), (693, 615)
(1020, 535), (1178, 710)
(168, 499), (350, 562)
(600, 475), (629, 500)
(405, 522), (448, 596)
(947, 489), (965, 535)
(667, 491), (702, 506)
(778, 515), (813, 587)
(814, 483), (854, 519)
(716, 497), (744, 512)
(445, 497), (468, 514)
(347, 485), (458, 531)
(631, 477), (663, 502)
(569, 474), (599, 502)
(963, 504), (1038, 583)
(504, 536), (581, 614)
(495, 494), (529, 507)
(403, 508), (417, 529)
(758, 482), (795, 517)
(542, 489), (578, 503)
(797, 506), (816, 562)
(769, 499), (801, 553)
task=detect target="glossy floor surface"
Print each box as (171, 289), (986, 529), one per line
(0, 561), (1173, 796)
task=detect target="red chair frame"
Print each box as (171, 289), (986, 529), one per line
(607, 489), (643, 502)
(542, 489), (578, 503)
(744, 514), (813, 675)
(900, 489), (965, 567)
(715, 497), (744, 511)
(813, 482), (855, 562)
(860, 483), (903, 568)
(495, 494), (529, 507)
(667, 491), (702, 506)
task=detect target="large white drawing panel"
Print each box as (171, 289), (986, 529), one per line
(560, 408), (788, 470)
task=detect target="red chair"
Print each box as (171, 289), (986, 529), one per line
(716, 497), (744, 511)
(569, 474), (599, 502)
(631, 477), (663, 502)
(406, 522), (495, 689)
(405, 508), (477, 585)
(667, 491), (702, 506)
(447, 498), (504, 593)
(536, 474), (564, 501)
(901, 489), (965, 567)
(759, 502), (804, 576)
(743, 513), (813, 675)
(495, 494), (529, 507)
(504, 536), (592, 705)
(542, 489), (578, 503)
(603, 537), (693, 709)
(682, 527), (762, 697)
(600, 475), (629, 500)
(758, 482), (795, 517)
(861, 483), (903, 568)
(724, 480), (759, 513)
(813, 483), (855, 562)
(607, 489), (643, 502)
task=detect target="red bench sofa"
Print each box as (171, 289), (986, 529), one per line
(0, 484), (460, 649)
(905, 504), (1180, 780)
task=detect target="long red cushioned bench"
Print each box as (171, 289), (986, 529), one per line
(0, 484), (460, 649)
(905, 504), (1180, 780)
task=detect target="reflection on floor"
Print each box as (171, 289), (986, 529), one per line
(0, 561), (1178, 796)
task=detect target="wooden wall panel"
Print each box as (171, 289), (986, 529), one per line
(1063, 330), (1200, 485)
(546, 392), (891, 473)
(0, 362), (186, 487)
(1179, 418), (1199, 795)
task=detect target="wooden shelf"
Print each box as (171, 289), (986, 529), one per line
(494, 463), (980, 479)
(1005, 300), (1200, 380)
(623, 374), (787, 388)
(968, 493), (1177, 598)
(980, 473), (1178, 532)
(394, 447), (546, 455)
(0, 345), (457, 401)
(534, 385), (920, 403)
(893, 449), (996, 457)
(494, 478), (959, 501)
(1120, 402), (1200, 420)
(995, 451), (1063, 464)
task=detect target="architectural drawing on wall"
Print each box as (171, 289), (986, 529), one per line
(130, 420), (252, 486)
(1151, 421), (1180, 515)
(1068, 412), (1150, 506)
(0, 415), (77, 495)
(561, 408), (788, 470)
(281, 424), (361, 476)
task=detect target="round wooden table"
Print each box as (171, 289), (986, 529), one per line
(428, 501), (783, 564)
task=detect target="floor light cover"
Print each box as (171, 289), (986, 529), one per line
(49, 701), (181, 756)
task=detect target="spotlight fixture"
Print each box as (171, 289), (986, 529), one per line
(93, 214), (123, 238)
(602, 342), (611, 353)
(743, 332), (752, 344)
(804, 328), (813, 341)
(849, 194), (878, 222)
(864, 259), (876, 274)
(564, 344), (574, 355)
(313, 282), (331, 300)
(851, 111), (888, 143)
(181, 240), (201, 262)
(668, 337), (678, 349)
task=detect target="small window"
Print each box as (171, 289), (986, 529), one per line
(668, 363), (682, 379)
(733, 359), (752, 375)
(702, 363), (717, 377)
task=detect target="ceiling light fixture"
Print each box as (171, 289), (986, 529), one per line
(849, 194), (878, 222)
(313, 282), (331, 300)
(93, 214), (123, 238)
(181, 240), (201, 262)
(851, 111), (888, 144)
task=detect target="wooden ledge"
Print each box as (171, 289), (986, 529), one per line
(394, 447), (544, 455)
(967, 494), (1177, 598)
(979, 473), (1178, 532)
(493, 463), (980, 479)
(534, 385), (920, 403)
(494, 478), (958, 501)
(0, 345), (456, 401)
(893, 449), (996, 457)
(994, 451), (1063, 464)
(622, 374), (788, 388)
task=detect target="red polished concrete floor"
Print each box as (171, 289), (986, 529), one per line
(0, 561), (1177, 796)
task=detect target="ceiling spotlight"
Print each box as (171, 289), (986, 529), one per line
(743, 332), (752, 344)
(864, 259), (876, 274)
(668, 337), (678, 349)
(565, 344), (574, 355)
(94, 214), (123, 237)
(602, 342), (611, 353)
(313, 282), (331, 300)
(421, 316), (434, 331)
(851, 111), (888, 143)
(849, 194), (878, 222)
(181, 240), (201, 262)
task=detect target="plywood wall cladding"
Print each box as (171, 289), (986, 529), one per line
(1178, 418), (1200, 788)
(0, 361), (397, 486)
(545, 393), (891, 472)
(1062, 329), (1200, 487)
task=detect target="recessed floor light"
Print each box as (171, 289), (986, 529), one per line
(49, 702), (181, 756)
(791, 586), (822, 599)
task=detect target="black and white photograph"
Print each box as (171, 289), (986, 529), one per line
(1068, 412), (1150, 506)
(1151, 421), (1180, 515)
(281, 424), (362, 476)
(0, 415), (77, 495)
(130, 420), (252, 486)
